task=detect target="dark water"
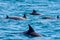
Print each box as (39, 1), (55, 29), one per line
(0, 0), (60, 40)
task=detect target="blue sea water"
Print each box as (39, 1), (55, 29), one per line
(0, 0), (60, 40)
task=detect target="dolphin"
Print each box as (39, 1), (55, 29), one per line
(5, 14), (26, 20)
(42, 16), (51, 19)
(22, 24), (41, 37)
(30, 10), (41, 15)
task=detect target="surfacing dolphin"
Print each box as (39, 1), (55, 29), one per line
(30, 10), (41, 15)
(42, 16), (51, 19)
(22, 24), (41, 37)
(5, 14), (26, 20)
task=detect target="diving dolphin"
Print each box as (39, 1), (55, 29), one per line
(30, 10), (41, 15)
(5, 14), (26, 20)
(22, 24), (41, 37)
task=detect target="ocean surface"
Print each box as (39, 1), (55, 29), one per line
(0, 0), (60, 40)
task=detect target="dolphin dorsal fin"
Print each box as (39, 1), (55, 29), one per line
(6, 15), (9, 19)
(57, 15), (59, 19)
(23, 14), (26, 18)
(32, 10), (36, 13)
(28, 24), (35, 32)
